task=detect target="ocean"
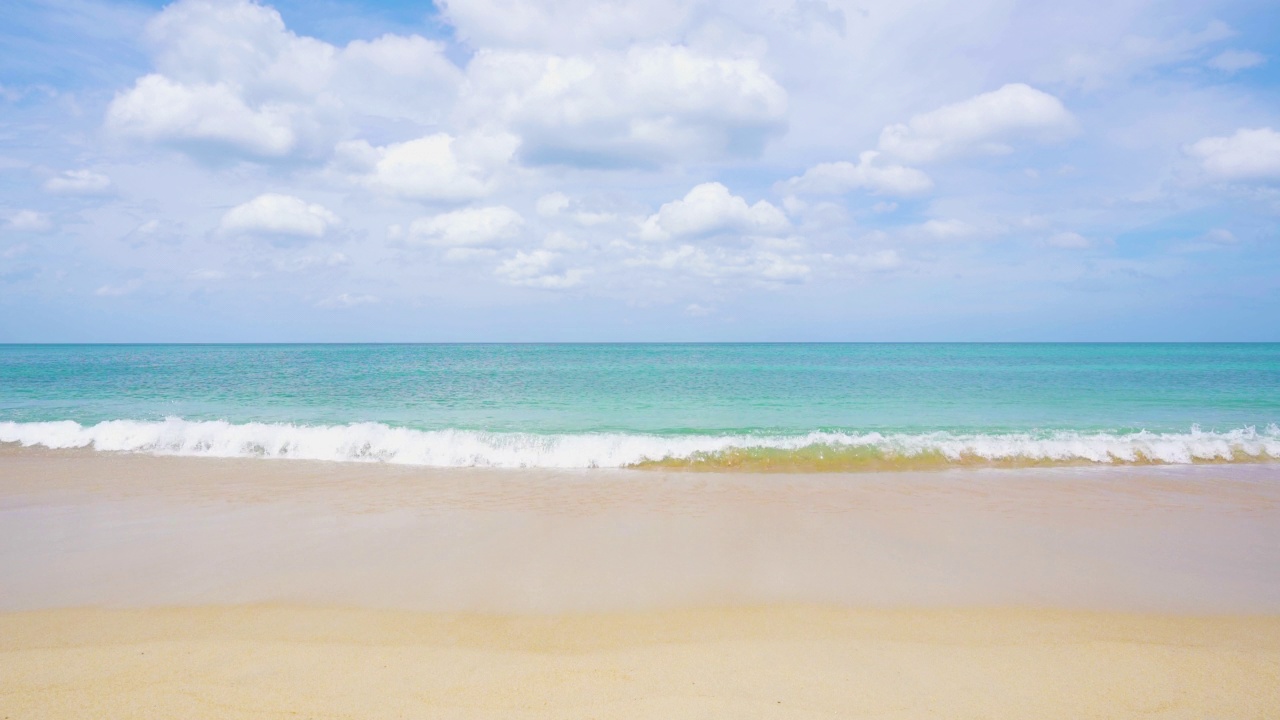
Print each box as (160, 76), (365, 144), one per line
(1, 343), (1278, 470)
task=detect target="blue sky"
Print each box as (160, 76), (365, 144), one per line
(1, 0), (1278, 341)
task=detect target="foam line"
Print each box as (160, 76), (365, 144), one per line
(3, 418), (1279, 469)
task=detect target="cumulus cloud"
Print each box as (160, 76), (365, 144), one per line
(333, 132), (517, 202)
(5, 210), (52, 232)
(43, 169), (113, 195)
(461, 45), (787, 166)
(639, 183), (789, 241)
(1207, 50), (1265, 73)
(878, 84), (1076, 163)
(1187, 127), (1280, 182)
(407, 206), (524, 247)
(106, 0), (460, 160)
(107, 74), (300, 158)
(495, 250), (587, 288)
(220, 193), (340, 237)
(783, 151), (932, 196)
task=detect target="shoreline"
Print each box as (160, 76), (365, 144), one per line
(6, 416), (1280, 470)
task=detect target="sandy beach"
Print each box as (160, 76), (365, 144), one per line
(5, 605), (1279, 719)
(3, 446), (1280, 717)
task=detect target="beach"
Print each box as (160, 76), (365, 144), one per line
(3, 445), (1279, 717)
(6, 0), (1280, 704)
(6, 605), (1278, 719)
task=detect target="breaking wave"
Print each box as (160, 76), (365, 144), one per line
(3, 418), (1279, 471)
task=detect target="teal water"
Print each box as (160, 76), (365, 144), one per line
(2, 344), (1278, 469)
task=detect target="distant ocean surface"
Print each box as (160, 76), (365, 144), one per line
(2, 344), (1278, 471)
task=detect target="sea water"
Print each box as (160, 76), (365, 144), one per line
(1, 343), (1278, 469)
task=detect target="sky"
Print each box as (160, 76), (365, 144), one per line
(0, 0), (1278, 342)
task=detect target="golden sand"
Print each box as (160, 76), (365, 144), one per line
(4, 604), (1279, 719)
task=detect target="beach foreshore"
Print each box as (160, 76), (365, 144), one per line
(2, 445), (1279, 717)
(5, 604), (1279, 719)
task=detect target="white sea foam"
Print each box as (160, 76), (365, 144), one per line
(2, 418), (1279, 468)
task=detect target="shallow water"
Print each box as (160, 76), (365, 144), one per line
(2, 343), (1278, 469)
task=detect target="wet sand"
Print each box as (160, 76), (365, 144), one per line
(2, 446), (1280, 717)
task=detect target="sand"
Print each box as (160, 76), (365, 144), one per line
(3, 605), (1278, 719)
(2, 446), (1280, 717)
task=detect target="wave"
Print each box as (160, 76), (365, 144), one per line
(3, 418), (1280, 471)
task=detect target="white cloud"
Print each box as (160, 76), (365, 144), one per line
(1207, 50), (1265, 73)
(1187, 127), (1280, 181)
(220, 193), (340, 237)
(331, 34), (464, 122)
(536, 192), (571, 217)
(43, 169), (113, 195)
(407, 206), (524, 247)
(106, 0), (460, 161)
(1047, 231), (1092, 249)
(783, 151), (932, 196)
(317, 293), (379, 308)
(495, 250), (587, 289)
(107, 74), (300, 158)
(461, 45), (787, 166)
(917, 219), (976, 239)
(6, 210), (52, 232)
(684, 303), (714, 317)
(640, 182), (789, 241)
(334, 132), (517, 201)
(878, 84), (1076, 163)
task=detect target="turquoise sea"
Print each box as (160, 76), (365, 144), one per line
(1, 344), (1278, 470)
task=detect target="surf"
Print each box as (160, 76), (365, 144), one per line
(3, 418), (1278, 471)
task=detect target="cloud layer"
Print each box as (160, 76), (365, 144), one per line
(2, 0), (1278, 341)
